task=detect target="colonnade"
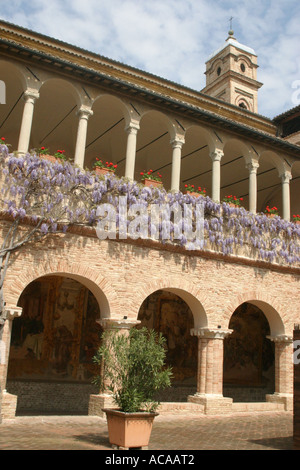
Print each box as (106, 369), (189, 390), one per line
(15, 85), (292, 220)
(0, 299), (294, 419)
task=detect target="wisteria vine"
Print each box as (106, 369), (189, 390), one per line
(0, 144), (300, 267)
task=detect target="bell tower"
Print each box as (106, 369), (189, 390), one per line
(202, 29), (263, 113)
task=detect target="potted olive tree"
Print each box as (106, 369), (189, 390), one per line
(93, 327), (172, 449)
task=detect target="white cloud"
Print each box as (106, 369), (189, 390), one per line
(1, 0), (300, 118)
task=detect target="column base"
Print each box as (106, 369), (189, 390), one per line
(1, 391), (17, 420)
(266, 393), (293, 411)
(188, 394), (233, 415)
(88, 393), (115, 418)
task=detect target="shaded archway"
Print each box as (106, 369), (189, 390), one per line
(136, 110), (174, 189)
(223, 302), (275, 402)
(257, 149), (287, 215)
(7, 275), (103, 415)
(291, 161), (300, 217)
(137, 289), (201, 402)
(181, 124), (214, 196)
(85, 93), (130, 174)
(221, 138), (253, 210)
(30, 78), (80, 159)
(0, 60), (27, 149)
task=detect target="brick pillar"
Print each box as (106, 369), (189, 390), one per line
(0, 306), (22, 421)
(266, 334), (293, 411)
(88, 317), (140, 417)
(188, 327), (233, 415)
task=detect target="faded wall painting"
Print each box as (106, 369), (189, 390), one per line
(138, 291), (198, 385)
(223, 302), (275, 387)
(8, 276), (102, 382)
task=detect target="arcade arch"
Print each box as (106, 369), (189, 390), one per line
(135, 110), (174, 189)
(137, 289), (200, 401)
(6, 274), (105, 415)
(30, 78), (80, 158)
(291, 160), (300, 217)
(181, 124), (215, 196)
(223, 302), (275, 402)
(136, 286), (208, 401)
(0, 60), (27, 149)
(221, 137), (255, 210)
(85, 93), (131, 174)
(257, 149), (288, 215)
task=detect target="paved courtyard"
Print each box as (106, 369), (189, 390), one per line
(0, 411), (293, 451)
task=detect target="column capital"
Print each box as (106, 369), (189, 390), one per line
(125, 122), (140, 134)
(190, 327), (233, 340)
(98, 317), (140, 330)
(210, 148), (224, 161)
(24, 89), (40, 103)
(77, 106), (93, 120)
(170, 136), (185, 148)
(4, 306), (23, 321)
(267, 334), (293, 344)
(246, 160), (259, 172)
(280, 171), (292, 184)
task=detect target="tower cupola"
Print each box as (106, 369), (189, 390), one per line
(202, 30), (263, 113)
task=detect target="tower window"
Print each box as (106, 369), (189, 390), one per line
(239, 102), (247, 109)
(240, 63), (246, 72)
(217, 67), (221, 76)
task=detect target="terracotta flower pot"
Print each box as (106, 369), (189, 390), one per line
(266, 213), (277, 218)
(40, 154), (57, 163)
(94, 167), (115, 176)
(186, 191), (200, 197)
(143, 178), (162, 188)
(103, 408), (158, 449)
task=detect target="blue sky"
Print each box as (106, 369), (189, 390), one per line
(1, 0), (299, 118)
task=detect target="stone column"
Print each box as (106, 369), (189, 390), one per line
(266, 334), (293, 411)
(74, 106), (93, 168)
(281, 171), (292, 221)
(18, 90), (39, 155)
(124, 123), (139, 180)
(247, 160), (259, 213)
(188, 327), (233, 415)
(88, 317), (140, 417)
(0, 306), (22, 420)
(170, 138), (184, 192)
(210, 149), (223, 202)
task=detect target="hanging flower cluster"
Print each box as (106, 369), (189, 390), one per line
(0, 145), (299, 267)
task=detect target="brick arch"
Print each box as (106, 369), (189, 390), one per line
(222, 291), (286, 336)
(131, 277), (209, 329)
(4, 260), (119, 319)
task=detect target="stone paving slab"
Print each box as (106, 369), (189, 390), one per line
(0, 411), (293, 451)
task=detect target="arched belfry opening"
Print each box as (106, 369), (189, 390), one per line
(7, 275), (103, 415)
(137, 290), (199, 402)
(223, 302), (275, 402)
